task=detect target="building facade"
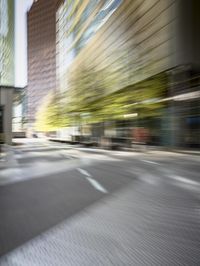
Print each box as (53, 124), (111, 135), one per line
(27, 0), (62, 131)
(56, 0), (200, 148)
(0, 0), (15, 144)
(57, 0), (175, 92)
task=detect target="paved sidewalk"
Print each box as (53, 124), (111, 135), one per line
(0, 145), (17, 169)
(49, 138), (200, 156)
(0, 145), (21, 185)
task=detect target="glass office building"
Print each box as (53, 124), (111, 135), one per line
(56, 0), (174, 93)
(0, 0), (15, 144)
(56, 0), (200, 148)
(56, 0), (125, 92)
(0, 0), (15, 86)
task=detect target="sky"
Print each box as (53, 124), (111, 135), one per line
(15, 0), (33, 88)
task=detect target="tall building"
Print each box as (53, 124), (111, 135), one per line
(56, 0), (200, 148)
(27, 0), (61, 130)
(0, 0), (15, 144)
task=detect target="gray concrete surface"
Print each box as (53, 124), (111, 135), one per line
(0, 139), (200, 265)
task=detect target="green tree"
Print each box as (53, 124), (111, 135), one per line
(35, 91), (69, 131)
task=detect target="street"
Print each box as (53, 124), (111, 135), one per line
(0, 139), (200, 265)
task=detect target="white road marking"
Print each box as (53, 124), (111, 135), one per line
(77, 168), (91, 177)
(86, 177), (108, 193)
(141, 160), (160, 165)
(168, 175), (199, 186)
(77, 168), (108, 193)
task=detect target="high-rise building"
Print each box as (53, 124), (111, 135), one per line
(56, 0), (200, 147)
(27, 0), (61, 130)
(0, 0), (15, 144)
(0, 0), (15, 86)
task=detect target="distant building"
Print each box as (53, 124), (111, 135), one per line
(0, 0), (15, 144)
(26, 0), (61, 130)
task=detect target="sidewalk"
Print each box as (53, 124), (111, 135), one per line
(49, 138), (200, 156)
(0, 145), (17, 169)
(75, 145), (200, 156)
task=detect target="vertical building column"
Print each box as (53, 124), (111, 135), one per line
(0, 87), (14, 144)
(167, 67), (191, 148)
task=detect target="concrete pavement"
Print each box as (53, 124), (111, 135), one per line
(0, 145), (17, 168)
(0, 139), (200, 265)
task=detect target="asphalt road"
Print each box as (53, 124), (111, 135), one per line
(0, 139), (200, 264)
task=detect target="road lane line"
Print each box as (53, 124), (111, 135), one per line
(168, 175), (199, 186)
(86, 177), (108, 193)
(77, 168), (108, 193)
(141, 160), (160, 165)
(77, 168), (91, 177)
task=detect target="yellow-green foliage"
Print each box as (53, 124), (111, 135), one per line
(35, 91), (70, 131)
(35, 71), (168, 131)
